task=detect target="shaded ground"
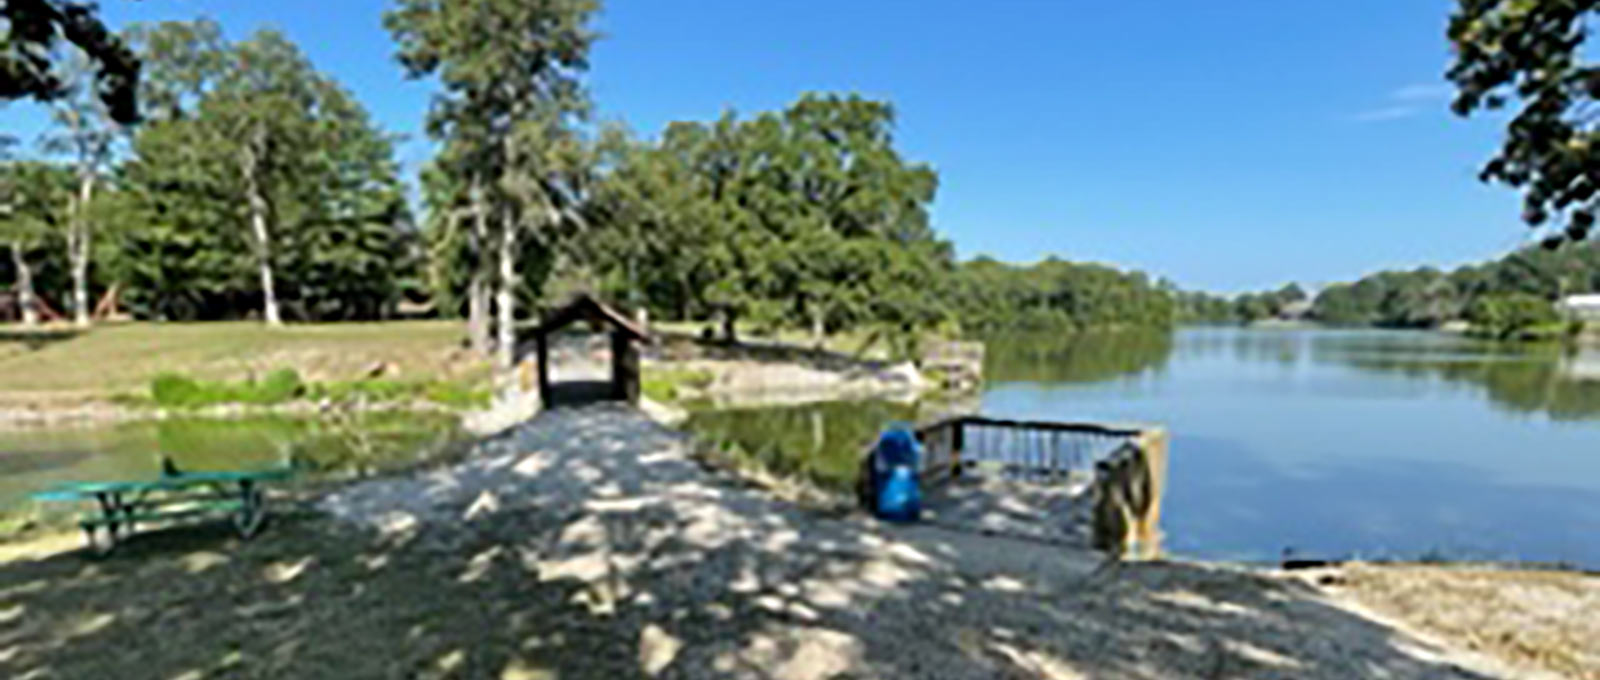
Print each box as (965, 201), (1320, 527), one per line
(0, 406), (1545, 679)
(921, 474), (1095, 547)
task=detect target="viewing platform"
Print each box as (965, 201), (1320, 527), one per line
(867, 414), (1170, 559)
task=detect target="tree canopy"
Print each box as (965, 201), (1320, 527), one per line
(108, 19), (416, 322)
(1449, 0), (1600, 244)
(387, 0), (599, 365)
(580, 94), (954, 340)
(1, 0), (139, 122)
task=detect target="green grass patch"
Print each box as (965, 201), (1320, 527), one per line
(149, 370), (492, 410)
(641, 368), (714, 403)
(422, 381), (493, 409)
(151, 369), (307, 408)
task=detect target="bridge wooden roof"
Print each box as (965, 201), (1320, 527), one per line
(530, 294), (649, 341)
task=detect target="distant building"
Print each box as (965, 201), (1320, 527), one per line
(1561, 348), (1600, 381)
(1556, 294), (1600, 322)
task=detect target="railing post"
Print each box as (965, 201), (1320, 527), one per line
(951, 418), (965, 478)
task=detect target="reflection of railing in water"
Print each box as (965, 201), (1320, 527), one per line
(874, 415), (1170, 560)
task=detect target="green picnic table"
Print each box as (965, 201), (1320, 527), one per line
(31, 465), (294, 555)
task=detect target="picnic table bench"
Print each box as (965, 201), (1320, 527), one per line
(31, 466), (293, 554)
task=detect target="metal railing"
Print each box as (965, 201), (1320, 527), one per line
(916, 416), (1145, 486)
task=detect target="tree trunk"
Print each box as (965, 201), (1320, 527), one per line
(677, 274), (691, 322)
(241, 129), (282, 326)
(68, 171), (94, 327)
(9, 242), (38, 327)
(467, 178), (491, 355)
(468, 273), (490, 353)
(496, 206), (519, 370)
(721, 309), (737, 344)
(249, 198), (281, 326)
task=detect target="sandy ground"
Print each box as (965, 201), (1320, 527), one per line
(1328, 564), (1600, 680)
(0, 405), (1586, 679)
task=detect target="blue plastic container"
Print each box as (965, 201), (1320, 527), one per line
(871, 425), (922, 522)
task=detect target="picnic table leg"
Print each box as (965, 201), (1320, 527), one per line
(232, 480), (267, 539)
(126, 488), (152, 534)
(87, 492), (122, 555)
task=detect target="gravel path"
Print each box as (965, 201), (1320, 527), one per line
(308, 404), (1528, 679)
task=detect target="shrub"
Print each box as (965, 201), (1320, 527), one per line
(152, 368), (304, 408)
(641, 368), (714, 403)
(424, 381), (492, 408)
(1466, 294), (1561, 340)
(641, 377), (677, 403)
(151, 372), (205, 408)
(250, 368), (304, 404)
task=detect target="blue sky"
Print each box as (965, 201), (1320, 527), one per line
(1, 0), (1531, 292)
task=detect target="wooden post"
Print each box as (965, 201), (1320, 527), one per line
(536, 334), (553, 408)
(951, 418), (965, 478)
(612, 331), (640, 405)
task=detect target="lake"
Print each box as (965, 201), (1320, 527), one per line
(0, 412), (465, 513)
(687, 328), (1600, 567)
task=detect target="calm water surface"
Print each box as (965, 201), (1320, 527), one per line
(689, 328), (1600, 566)
(0, 413), (464, 510)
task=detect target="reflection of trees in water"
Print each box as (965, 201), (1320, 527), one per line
(981, 330), (1175, 384)
(1333, 344), (1600, 421)
(684, 400), (919, 492)
(152, 414), (463, 476)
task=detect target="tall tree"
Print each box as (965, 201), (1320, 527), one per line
(419, 147), (494, 353)
(40, 50), (118, 326)
(0, 161), (72, 326)
(1449, 0), (1600, 244)
(119, 20), (414, 323)
(583, 95), (954, 342)
(1, 0), (139, 123)
(387, 0), (600, 367)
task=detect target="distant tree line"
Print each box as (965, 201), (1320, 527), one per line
(949, 257), (1176, 332)
(1172, 283), (1307, 325)
(1311, 242), (1600, 336)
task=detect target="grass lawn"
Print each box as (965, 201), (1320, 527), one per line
(0, 321), (487, 404)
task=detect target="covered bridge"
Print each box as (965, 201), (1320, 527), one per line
(518, 295), (650, 409)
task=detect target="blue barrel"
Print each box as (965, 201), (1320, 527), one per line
(871, 425), (922, 522)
